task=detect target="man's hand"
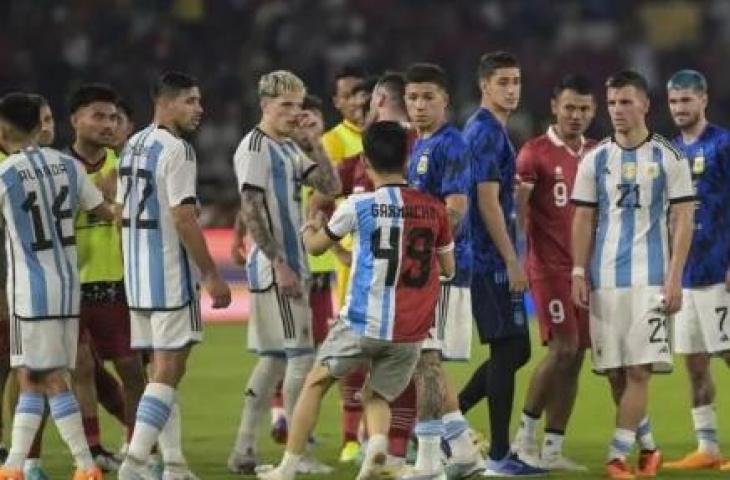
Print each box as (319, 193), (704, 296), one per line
(299, 111), (324, 147)
(661, 276), (683, 314)
(201, 271), (231, 309)
(571, 274), (590, 310)
(275, 260), (303, 298)
(506, 258), (528, 292)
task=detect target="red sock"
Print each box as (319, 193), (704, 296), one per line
(270, 381), (284, 409)
(82, 416), (101, 448)
(95, 360), (126, 427)
(341, 367), (366, 444)
(388, 379), (417, 457)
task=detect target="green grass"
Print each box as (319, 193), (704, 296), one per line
(26, 322), (730, 479)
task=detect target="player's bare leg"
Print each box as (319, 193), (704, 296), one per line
(257, 365), (336, 480)
(112, 354), (146, 442)
(409, 350), (446, 477)
(357, 387), (391, 480)
(667, 352), (724, 469)
(514, 332), (586, 470)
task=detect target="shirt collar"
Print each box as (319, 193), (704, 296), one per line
(547, 125), (586, 157)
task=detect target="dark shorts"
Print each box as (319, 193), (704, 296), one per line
(80, 302), (134, 360)
(471, 272), (530, 343)
(530, 275), (590, 349)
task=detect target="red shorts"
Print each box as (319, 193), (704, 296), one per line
(530, 275), (590, 349)
(79, 302), (134, 360)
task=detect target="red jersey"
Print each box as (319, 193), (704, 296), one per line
(516, 127), (597, 279)
(326, 185), (453, 342)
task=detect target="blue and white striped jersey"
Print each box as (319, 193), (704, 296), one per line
(0, 146), (103, 319)
(571, 134), (694, 289)
(117, 125), (199, 310)
(234, 127), (316, 292)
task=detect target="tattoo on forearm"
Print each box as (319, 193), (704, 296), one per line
(240, 189), (282, 261)
(446, 207), (464, 234)
(414, 350), (445, 420)
(305, 143), (341, 195)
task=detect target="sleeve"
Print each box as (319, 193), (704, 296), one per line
(325, 198), (356, 240)
(439, 140), (472, 197)
(76, 163), (105, 211)
(233, 137), (269, 193)
(471, 128), (503, 185)
(434, 202), (454, 253)
(165, 141), (197, 207)
(665, 150), (695, 203)
(570, 152), (598, 206)
(516, 142), (539, 186)
(337, 155), (358, 196)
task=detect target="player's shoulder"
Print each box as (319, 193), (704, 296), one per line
(520, 133), (551, 154)
(650, 133), (684, 161)
(582, 136), (613, 161)
(235, 127), (275, 156)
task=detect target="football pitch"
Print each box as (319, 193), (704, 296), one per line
(28, 322), (730, 479)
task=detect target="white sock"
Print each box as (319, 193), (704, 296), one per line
(283, 353), (314, 421)
(442, 411), (474, 458)
(362, 434), (387, 467)
(608, 428), (635, 461)
(234, 356), (285, 455)
(518, 410), (539, 443)
(541, 430), (564, 459)
(415, 420), (443, 472)
(636, 416), (656, 451)
(271, 407), (285, 424)
(279, 450), (302, 476)
(158, 402), (185, 465)
(48, 391), (94, 470)
(5, 393), (44, 469)
(127, 383), (176, 463)
(692, 405), (719, 454)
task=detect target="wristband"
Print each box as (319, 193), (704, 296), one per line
(571, 266), (585, 277)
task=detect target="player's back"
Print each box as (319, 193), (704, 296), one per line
(339, 185), (452, 342)
(673, 123), (730, 287)
(0, 146), (92, 319)
(118, 125), (198, 310)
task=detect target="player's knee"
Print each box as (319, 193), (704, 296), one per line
(625, 365), (651, 385)
(74, 348), (96, 382)
(115, 358), (146, 392)
(549, 340), (580, 370)
(416, 350), (441, 373)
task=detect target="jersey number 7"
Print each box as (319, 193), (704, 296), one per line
(119, 167), (158, 229)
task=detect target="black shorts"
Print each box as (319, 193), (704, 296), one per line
(471, 272), (529, 343)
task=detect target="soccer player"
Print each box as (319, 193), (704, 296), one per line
(511, 74), (597, 471)
(571, 70), (695, 479)
(116, 72), (231, 480)
(321, 65), (368, 463)
(400, 63), (481, 479)
(662, 69), (730, 471)
(227, 70), (340, 474)
(0, 92), (115, 480)
(459, 51), (543, 476)
(113, 98), (135, 153)
(67, 83), (146, 467)
(258, 120), (455, 480)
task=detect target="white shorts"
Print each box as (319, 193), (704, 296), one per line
(422, 284), (472, 361)
(130, 299), (203, 350)
(674, 283), (730, 354)
(247, 286), (313, 356)
(11, 317), (79, 370)
(589, 287), (672, 373)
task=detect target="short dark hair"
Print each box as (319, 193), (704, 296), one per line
(151, 71), (198, 100)
(353, 76), (378, 96)
(667, 69), (708, 93)
(69, 83), (119, 113)
(377, 71), (406, 110)
(302, 94), (323, 113)
(605, 70), (649, 94)
(363, 121), (408, 174)
(331, 65), (367, 94)
(405, 63), (449, 92)
(552, 74), (594, 99)
(27, 93), (49, 109)
(0, 92), (40, 134)
(117, 97), (134, 118)
(478, 51), (519, 80)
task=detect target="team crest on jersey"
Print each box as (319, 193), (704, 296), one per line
(554, 166), (564, 180)
(644, 163), (659, 179)
(692, 155), (705, 174)
(621, 162), (637, 180)
(417, 153), (429, 174)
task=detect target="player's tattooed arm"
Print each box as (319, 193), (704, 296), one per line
(303, 141), (341, 196)
(444, 193), (468, 233)
(240, 188), (284, 262)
